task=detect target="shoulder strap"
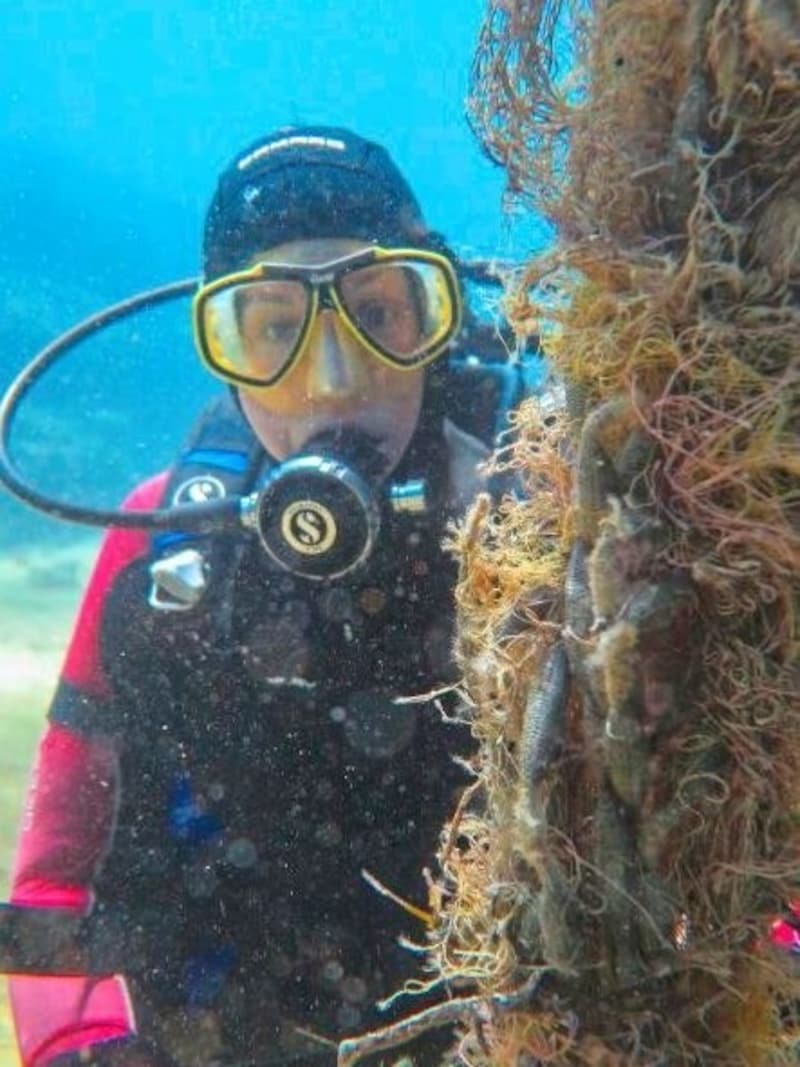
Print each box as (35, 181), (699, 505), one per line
(157, 390), (263, 523)
(151, 391), (265, 555)
(144, 391), (267, 635)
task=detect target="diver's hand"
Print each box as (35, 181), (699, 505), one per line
(49, 1036), (167, 1067)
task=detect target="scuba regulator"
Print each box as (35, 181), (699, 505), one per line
(246, 428), (427, 579)
(149, 422), (432, 610)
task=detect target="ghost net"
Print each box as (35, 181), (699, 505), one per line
(424, 2), (799, 1064)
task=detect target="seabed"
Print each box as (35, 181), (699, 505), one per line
(0, 537), (99, 1065)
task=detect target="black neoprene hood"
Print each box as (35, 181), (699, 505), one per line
(203, 126), (430, 279)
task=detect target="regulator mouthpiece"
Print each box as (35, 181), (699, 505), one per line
(242, 430), (427, 580)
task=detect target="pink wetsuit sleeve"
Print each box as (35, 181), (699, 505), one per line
(9, 474), (168, 1067)
(61, 474), (170, 700)
(8, 725), (133, 1067)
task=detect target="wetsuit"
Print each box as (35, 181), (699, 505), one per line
(9, 398), (488, 1067)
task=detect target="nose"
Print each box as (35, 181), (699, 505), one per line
(304, 310), (367, 402)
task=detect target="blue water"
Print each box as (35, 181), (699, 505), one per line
(0, 1), (549, 543)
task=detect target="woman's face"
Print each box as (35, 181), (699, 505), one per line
(237, 238), (426, 473)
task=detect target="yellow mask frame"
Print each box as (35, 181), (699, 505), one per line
(192, 246), (463, 389)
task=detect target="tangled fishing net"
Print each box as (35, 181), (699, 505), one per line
(392, 3), (798, 1065)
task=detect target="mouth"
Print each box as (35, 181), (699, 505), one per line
(301, 426), (389, 481)
(297, 412), (389, 450)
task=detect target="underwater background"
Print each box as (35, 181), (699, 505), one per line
(0, 2), (547, 1061)
(1, 0), (549, 548)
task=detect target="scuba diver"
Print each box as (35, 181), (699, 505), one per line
(4, 127), (508, 1067)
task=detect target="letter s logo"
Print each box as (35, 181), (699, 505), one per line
(293, 509), (325, 545)
(281, 500), (337, 555)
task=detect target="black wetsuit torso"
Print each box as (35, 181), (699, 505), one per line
(90, 404), (474, 1067)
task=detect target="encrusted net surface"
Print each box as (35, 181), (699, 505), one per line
(419, 3), (800, 1064)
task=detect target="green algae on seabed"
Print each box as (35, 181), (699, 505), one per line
(0, 689), (50, 1067)
(0, 539), (98, 1066)
(0, 990), (21, 1067)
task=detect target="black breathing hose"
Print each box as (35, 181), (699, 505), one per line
(0, 278), (240, 531)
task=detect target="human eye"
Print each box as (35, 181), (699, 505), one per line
(260, 317), (300, 344)
(355, 299), (396, 334)
(243, 303), (303, 350)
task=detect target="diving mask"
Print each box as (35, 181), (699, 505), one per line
(192, 246), (462, 388)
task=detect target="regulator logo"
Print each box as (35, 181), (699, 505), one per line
(173, 475), (226, 505)
(281, 500), (337, 556)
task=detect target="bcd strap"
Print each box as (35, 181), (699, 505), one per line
(153, 391), (266, 557)
(147, 392), (267, 620)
